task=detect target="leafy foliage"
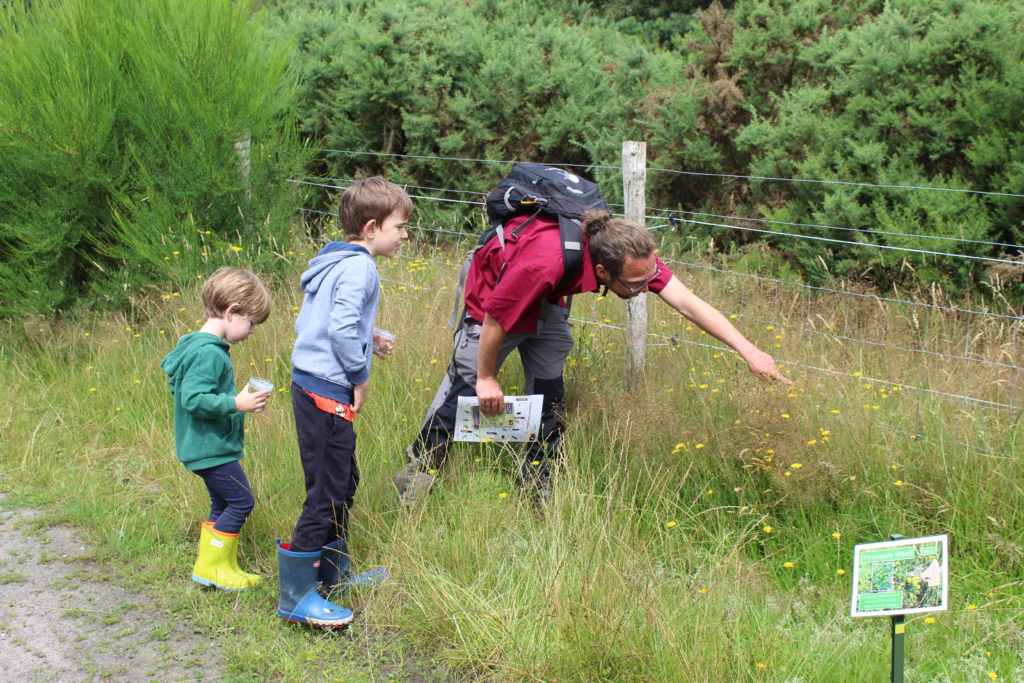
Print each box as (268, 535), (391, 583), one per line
(3, 0), (1022, 313)
(0, 0), (306, 315)
(269, 0), (1023, 303)
(735, 0), (1024, 294)
(268, 0), (720, 227)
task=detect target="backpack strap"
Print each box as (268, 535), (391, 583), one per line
(555, 215), (584, 292)
(451, 211), (583, 328)
(448, 248), (476, 329)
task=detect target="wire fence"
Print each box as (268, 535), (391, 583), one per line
(292, 181), (1019, 370)
(290, 149), (1024, 458)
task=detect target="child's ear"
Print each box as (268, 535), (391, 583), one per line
(360, 218), (378, 239)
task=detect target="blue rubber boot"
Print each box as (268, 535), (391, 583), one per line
(276, 540), (353, 628)
(319, 538), (389, 601)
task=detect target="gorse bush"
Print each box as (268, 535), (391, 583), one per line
(272, 0), (1023, 303)
(2, 0), (1021, 315)
(734, 0), (1024, 294)
(0, 0), (307, 315)
(269, 0), (717, 223)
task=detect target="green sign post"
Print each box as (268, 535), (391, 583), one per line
(889, 534), (905, 683)
(850, 534), (948, 682)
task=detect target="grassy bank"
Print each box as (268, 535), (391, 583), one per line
(1, 236), (1021, 681)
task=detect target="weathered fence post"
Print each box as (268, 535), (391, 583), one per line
(622, 141), (647, 387)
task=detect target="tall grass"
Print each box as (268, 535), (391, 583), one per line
(2, 236), (1022, 680)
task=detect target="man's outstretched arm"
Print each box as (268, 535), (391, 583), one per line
(657, 275), (791, 384)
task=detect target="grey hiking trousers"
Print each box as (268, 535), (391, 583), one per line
(405, 303), (573, 487)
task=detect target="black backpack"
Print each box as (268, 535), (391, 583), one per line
(482, 162), (609, 292)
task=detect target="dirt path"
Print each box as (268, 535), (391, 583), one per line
(0, 499), (222, 682)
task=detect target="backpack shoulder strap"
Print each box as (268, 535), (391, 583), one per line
(448, 247), (477, 328)
(555, 215), (584, 292)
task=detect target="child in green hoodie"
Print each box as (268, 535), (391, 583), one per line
(161, 267), (272, 591)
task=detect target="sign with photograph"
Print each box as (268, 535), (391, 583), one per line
(851, 534), (948, 618)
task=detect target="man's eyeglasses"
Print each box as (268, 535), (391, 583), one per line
(615, 265), (661, 294)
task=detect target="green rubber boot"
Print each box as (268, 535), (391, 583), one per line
(202, 522), (260, 586)
(191, 523), (260, 590)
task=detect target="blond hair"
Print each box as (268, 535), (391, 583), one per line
(201, 267), (271, 323)
(338, 176), (413, 239)
(582, 210), (655, 277)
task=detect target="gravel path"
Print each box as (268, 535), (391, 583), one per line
(0, 501), (222, 682)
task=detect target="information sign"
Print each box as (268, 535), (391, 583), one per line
(851, 534), (948, 618)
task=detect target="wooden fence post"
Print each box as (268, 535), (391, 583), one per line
(622, 141), (647, 387)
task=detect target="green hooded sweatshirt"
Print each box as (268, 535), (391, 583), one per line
(160, 332), (244, 471)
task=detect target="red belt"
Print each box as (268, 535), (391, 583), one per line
(305, 390), (356, 422)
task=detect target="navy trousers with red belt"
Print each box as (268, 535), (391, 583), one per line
(290, 384), (359, 553)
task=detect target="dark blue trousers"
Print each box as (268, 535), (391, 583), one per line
(193, 460), (255, 534)
(290, 383), (360, 553)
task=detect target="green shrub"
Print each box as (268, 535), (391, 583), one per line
(269, 0), (722, 226)
(270, 0), (1024, 303)
(0, 0), (307, 315)
(733, 0), (1024, 295)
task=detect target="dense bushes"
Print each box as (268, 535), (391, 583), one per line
(0, 0), (306, 315)
(269, 0), (717, 223)
(273, 0), (1023, 302)
(734, 0), (1024, 294)
(2, 0), (1021, 314)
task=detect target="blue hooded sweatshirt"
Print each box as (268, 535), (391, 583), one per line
(290, 242), (379, 403)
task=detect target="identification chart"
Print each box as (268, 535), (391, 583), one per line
(454, 395), (543, 443)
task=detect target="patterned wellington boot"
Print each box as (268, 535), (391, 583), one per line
(276, 540), (353, 628)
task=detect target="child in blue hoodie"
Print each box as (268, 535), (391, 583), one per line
(277, 177), (410, 628)
(161, 267), (272, 591)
